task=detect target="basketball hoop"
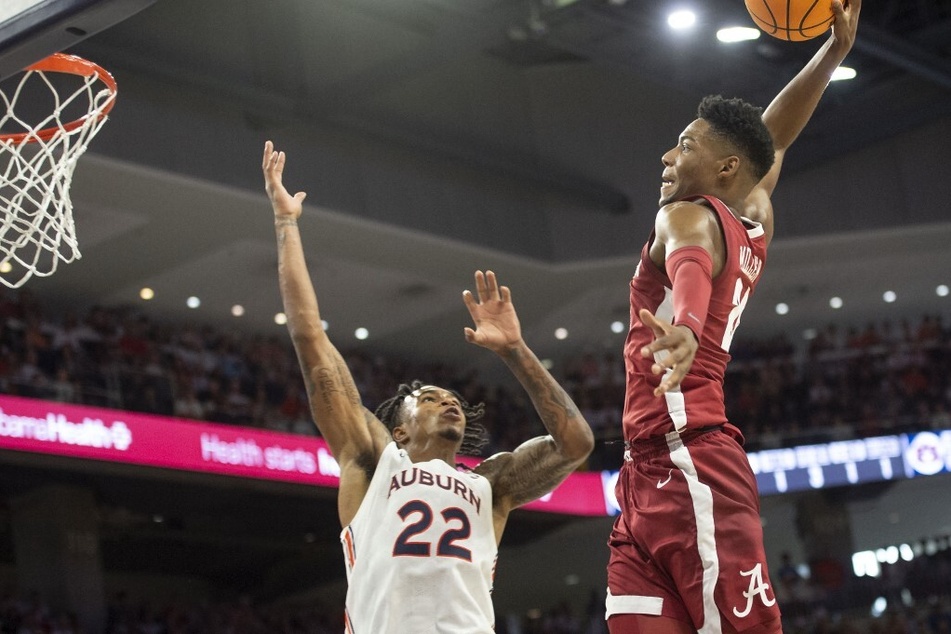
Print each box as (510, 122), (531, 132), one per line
(0, 53), (117, 288)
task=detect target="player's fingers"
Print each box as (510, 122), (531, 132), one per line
(638, 309), (669, 337)
(650, 348), (681, 372)
(474, 270), (488, 302)
(641, 334), (676, 358)
(462, 289), (478, 311)
(654, 366), (686, 395)
(499, 285), (512, 303)
(484, 270), (500, 301)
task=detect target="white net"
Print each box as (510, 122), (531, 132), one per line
(0, 54), (116, 288)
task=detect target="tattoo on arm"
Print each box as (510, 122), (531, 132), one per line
(503, 440), (573, 508)
(332, 350), (362, 406)
(314, 367), (339, 414)
(491, 346), (591, 509)
(309, 353), (362, 411)
(503, 346), (579, 439)
(275, 220), (297, 247)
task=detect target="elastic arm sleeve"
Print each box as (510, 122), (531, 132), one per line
(666, 246), (714, 341)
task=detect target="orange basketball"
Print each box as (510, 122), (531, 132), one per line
(744, 0), (835, 41)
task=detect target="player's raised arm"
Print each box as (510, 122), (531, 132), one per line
(262, 141), (390, 524)
(464, 271), (594, 518)
(755, 0), (862, 198)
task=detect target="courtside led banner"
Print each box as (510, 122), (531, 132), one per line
(4, 395), (946, 516)
(0, 394), (608, 516)
(0, 394), (341, 487)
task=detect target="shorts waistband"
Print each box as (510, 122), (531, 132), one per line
(623, 425), (723, 462)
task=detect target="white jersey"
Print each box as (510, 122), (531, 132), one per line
(341, 442), (497, 633)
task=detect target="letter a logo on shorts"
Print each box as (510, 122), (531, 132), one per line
(732, 563), (776, 618)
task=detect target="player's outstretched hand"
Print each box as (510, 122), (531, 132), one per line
(831, 0), (860, 51)
(263, 140), (307, 221)
(639, 308), (698, 397)
(463, 270), (522, 354)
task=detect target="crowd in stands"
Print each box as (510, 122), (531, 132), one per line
(2, 288), (951, 470)
(0, 588), (342, 633)
(3, 540), (951, 633)
(725, 316), (951, 452)
(2, 289), (951, 631)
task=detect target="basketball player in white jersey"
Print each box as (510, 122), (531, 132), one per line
(263, 142), (595, 633)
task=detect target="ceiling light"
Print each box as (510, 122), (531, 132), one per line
(899, 544), (914, 562)
(829, 297), (843, 309)
(231, 304), (244, 317)
(321, 319), (329, 330)
(831, 66), (856, 81)
(667, 10), (696, 30)
(355, 327), (369, 340)
(775, 302), (789, 315)
(937, 285), (949, 297)
(883, 291), (896, 303)
(611, 320), (625, 334)
(186, 296), (200, 309)
(139, 287), (154, 300)
(555, 327), (568, 340)
(274, 312), (287, 325)
(716, 26), (760, 42)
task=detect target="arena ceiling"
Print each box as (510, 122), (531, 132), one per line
(3, 0), (951, 368)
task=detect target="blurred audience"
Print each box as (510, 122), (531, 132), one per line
(1, 288), (951, 471)
(2, 288), (951, 631)
(0, 587), (341, 633)
(3, 543), (951, 634)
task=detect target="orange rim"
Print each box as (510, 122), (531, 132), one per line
(0, 53), (117, 144)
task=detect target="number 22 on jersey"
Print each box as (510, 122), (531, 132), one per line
(393, 500), (473, 561)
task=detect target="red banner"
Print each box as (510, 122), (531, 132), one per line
(0, 394), (610, 516)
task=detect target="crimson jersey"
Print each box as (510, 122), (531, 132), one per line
(622, 195), (766, 441)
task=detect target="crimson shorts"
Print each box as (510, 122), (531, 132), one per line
(606, 426), (781, 632)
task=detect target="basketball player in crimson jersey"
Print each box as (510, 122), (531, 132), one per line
(263, 142), (594, 634)
(605, 1), (861, 633)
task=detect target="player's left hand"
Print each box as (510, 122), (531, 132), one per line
(639, 308), (698, 396)
(463, 270), (522, 353)
(263, 140), (306, 221)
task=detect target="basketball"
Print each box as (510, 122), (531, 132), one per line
(744, 0), (835, 41)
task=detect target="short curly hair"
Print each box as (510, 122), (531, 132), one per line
(373, 380), (489, 456)
(697, 95), (775, 182)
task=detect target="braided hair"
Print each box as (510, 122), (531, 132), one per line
(697, 94), (775, 182)
(374, 380), (489, 457)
